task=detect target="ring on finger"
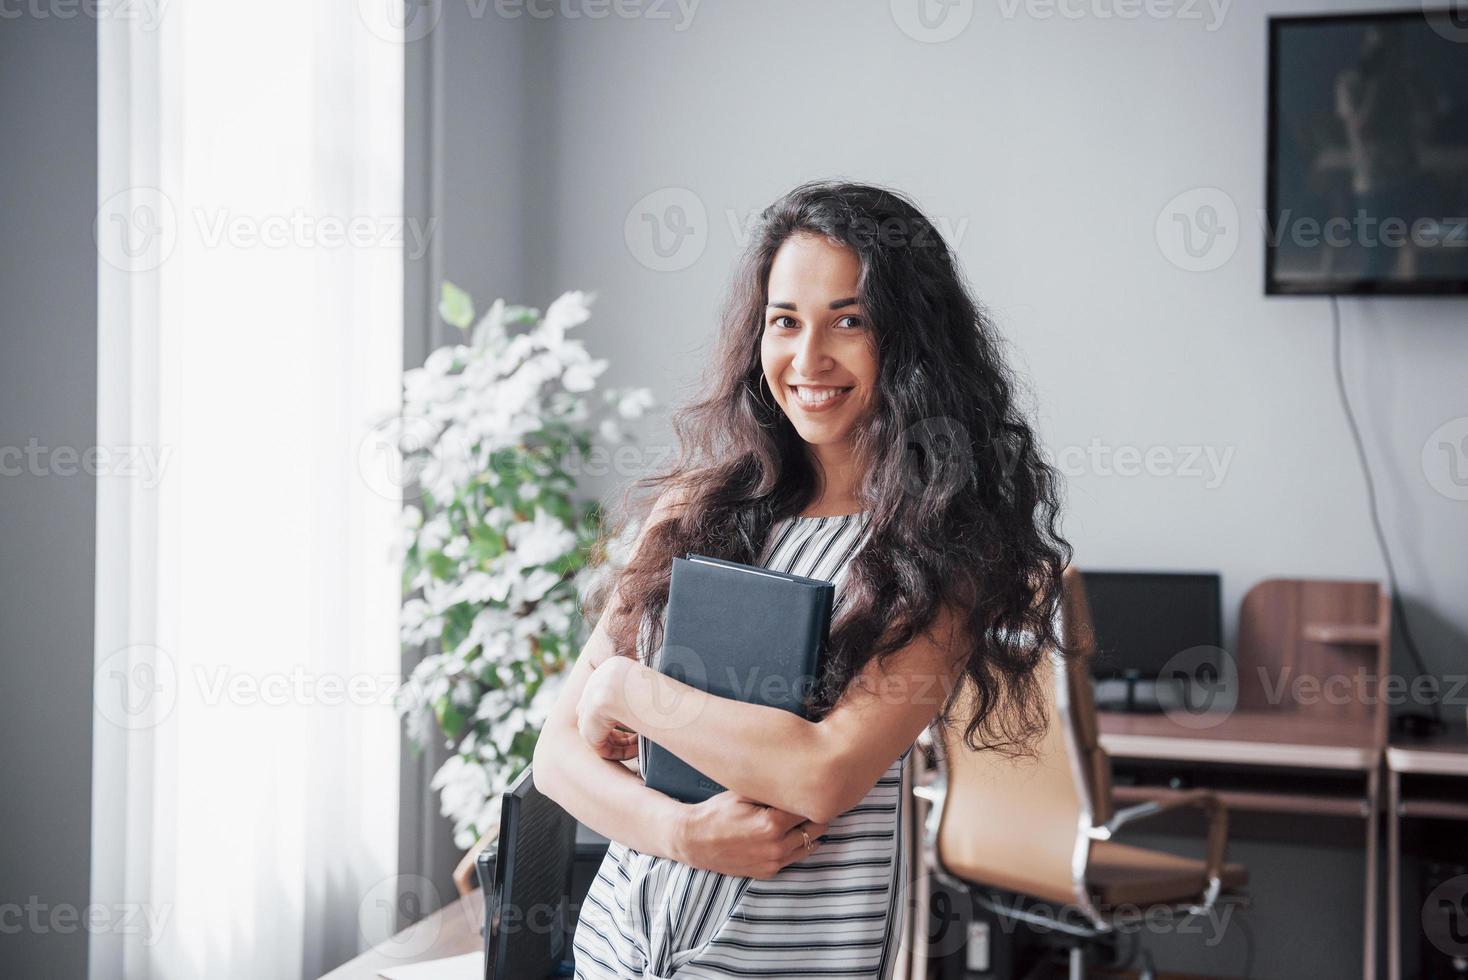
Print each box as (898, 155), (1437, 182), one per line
(800, 829), (813, 852)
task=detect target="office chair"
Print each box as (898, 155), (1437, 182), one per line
(480, 764), (579, 980)
(916, 566), (1249, 979)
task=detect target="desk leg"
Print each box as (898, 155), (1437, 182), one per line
(1387, 769), (1400, 980)
(1366, 765), (1380, 980)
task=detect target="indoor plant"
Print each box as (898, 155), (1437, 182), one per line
(392, 281), (653, 847)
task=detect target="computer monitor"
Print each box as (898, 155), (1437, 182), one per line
(482, 765), (578, 980)
(1080, 570), (1223, 685)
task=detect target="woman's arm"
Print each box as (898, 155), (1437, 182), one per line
(578, 600), (969, 824)
(531, 609), (693, 860)
(531, 485), (702, 858)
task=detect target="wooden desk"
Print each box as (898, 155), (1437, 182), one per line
(1098, 708), (1383, 980)
(319, 889), (483, 980)
(1100, 709), (1380, 771)
(1385, 734), (1468, 980)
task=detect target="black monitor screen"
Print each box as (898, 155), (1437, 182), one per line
(1080, 571), (1222, 680)
(1266, 10), (1468, 295)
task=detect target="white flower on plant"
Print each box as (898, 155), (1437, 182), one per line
(456, 570), (512, 607)
(450, 678), (478, 708)
(431, 755), (492, 848)
(526, 671), (565, 727)
(518, 567), (563, 604)
(617, 387), (656, 420)
(423, 345), (459, 378)
(418, 512), (452, 554)
(540, 290), (594, 349)
(505, 507), (577, 567)
(562, 357), (609, 394)
(401, 598), (445, 647)
(545, 601), (572, 634)
(403, 368), (459, 412)
(468, 797), (501, 848)
(494, 708), (525, 754)
(470, 298), (507, 350)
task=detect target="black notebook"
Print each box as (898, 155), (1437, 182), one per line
(636, 553), (836, 805)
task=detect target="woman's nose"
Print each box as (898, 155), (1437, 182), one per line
(791, 331), (833, 375)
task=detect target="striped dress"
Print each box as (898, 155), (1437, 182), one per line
(573, 511), (915, 980)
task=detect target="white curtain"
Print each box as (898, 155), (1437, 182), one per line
(93, 2), (406, 978)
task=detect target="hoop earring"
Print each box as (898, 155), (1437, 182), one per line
(757, 376), (779, 412)
(747, 376), (781, 426)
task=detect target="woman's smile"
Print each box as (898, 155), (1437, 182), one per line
(788, 383), (855, 411)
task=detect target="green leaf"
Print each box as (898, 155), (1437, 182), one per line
(468, 523), (505, 564)
(439, 281), (475, 331)
(433, 696), (466, 740)
(427, 552), (456, 581)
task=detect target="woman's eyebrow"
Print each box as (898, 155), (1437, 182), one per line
(765, 297), (860, 312)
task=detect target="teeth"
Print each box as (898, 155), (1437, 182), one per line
(793, 386), (850, 405)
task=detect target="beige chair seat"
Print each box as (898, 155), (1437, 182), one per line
(1087, 840), (1249, 907)
(928, 564), (1249, 980)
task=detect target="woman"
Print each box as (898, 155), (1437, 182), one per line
(532, 179), (1070, 979)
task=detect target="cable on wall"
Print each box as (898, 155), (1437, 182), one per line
(1328, 294), (1442, 728)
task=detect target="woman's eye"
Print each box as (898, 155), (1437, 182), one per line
(767, 313), (863, 330)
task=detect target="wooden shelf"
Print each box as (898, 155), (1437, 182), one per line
(1398, 799), (1468, 821)
(1302, 622), (1384, 645)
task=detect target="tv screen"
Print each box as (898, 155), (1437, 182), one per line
(1080, 571), (1222, 681)
(1266, 10), (1468, 295)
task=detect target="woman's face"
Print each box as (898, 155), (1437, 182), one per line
(760, 233), (878, 449)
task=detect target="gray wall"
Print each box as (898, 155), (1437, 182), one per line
(530, 0), (1467, 691)
(0, 10), (98, 979)
(487, 0), (1467, 976)
(399, 4), (555, 917)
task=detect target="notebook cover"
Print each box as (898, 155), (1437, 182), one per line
(636, 554), (835, 804)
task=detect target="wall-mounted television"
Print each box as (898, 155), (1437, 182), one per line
(1266, 9), (1468, 295)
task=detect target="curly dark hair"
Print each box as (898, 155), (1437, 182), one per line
(582, 178), (1072, 756)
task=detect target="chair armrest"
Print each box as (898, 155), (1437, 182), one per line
(452, 823), (501, 898)
(1089, 789), (1229, 911)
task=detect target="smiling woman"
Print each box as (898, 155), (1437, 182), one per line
(531, 179), (1072, 979)
(761, 233), (880, 513)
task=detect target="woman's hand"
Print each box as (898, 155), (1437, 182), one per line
(672, 791), (828, 880)
(577, 654), (638, 760)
